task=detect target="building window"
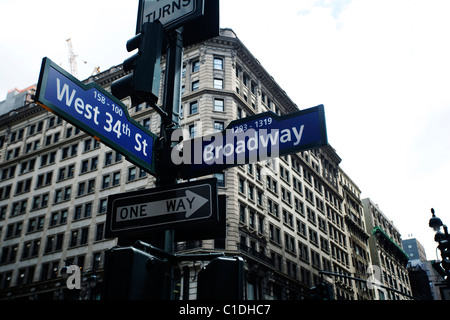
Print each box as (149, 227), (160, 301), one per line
(214, 99), (224, 112)
(257, 190), (263, 206)
(214, 173), (225, 187)
(102, 175), (110, 189)
(239, 204), (246, 223)
(93, 252), (102, 270)
(269, 224), (281, 244)
(309, 228), (318, 245)
(80, 160), (88, 173)
(243, 74), (248, 86)
(143, 117), (151, 129)
(85, 203), (92, 218)
(63, 186), (71, 201)
(70, 230), (78, 247)
(239, 178), (245, 194)
(90, 157), (98, 171)
(251, 82), (256, 95)
(96, 223), (105, 241)
(298, 241), (309, 262)
(213, 57), (223, 70)
(113, 172), (121, 186)
(54, 189), (62, 203)
(80, 227), (89, 245)
(249, 211), (255, 229)
(128, 167), (137, 181)
(311, 249), (321, 269)
(192, 60), (200, 72)
(99, 199), (108, 214)
(74, 202), (92, 220)
(189, 124), (197, 138)
(213, 78), (223, 89)
(237, 107), (242, 119)
(267, 198), (279, 217)
(285, 233), (296, 253)
(104, 152), (112, 166)
(247, 184), (254, 201)
(49, 210), (68, 227)
(214, 121), (224, 133)
(189, 101), (198, 115)
(191, 80), (199, 91)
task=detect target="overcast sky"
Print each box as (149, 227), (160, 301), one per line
(1, 0), (449, 259)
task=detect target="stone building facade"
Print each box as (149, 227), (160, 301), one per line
(0, 28), (406, 300)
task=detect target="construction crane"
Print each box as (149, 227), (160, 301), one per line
(91, 66), (101, 76)
(66, 38), (101, 78)
(66, 38), (78, 78)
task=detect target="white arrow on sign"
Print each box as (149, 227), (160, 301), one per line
(115, 190), (208, 222)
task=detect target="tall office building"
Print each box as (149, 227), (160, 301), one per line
(402, 238), (427, 264)
(339, 169), (373, 299)
(362, 198), (412, 299)
(0, 28), (400, 300)
(403, 238), (445, 300)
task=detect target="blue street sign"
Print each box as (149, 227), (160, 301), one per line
(35, 57), (158, 176)
(173, 105), (327, 179)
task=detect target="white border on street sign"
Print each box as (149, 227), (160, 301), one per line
(137, 0), (204, 32)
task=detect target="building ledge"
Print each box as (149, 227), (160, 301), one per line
(373, 226), (409, 266)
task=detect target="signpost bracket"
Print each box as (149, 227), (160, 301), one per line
(134, 241), (225, 263)
(147, 99), (169, 120)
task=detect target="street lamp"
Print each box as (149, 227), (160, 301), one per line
(429, 208), (443, 232)
(429, 208), (450, 282)
(80, 269), (98, 300)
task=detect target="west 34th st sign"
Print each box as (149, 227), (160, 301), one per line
(35, 57), (158, 176)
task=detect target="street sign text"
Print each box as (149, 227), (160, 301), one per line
(35, 57), (158, 176)
(105, 178), (218, 238)
(137, 0), (204, 32)
(172, 105), (328, 179)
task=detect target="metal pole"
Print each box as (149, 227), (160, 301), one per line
(156, 26), (184, 300)
(318, 270), (420, 300)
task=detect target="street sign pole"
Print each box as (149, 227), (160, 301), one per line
(157, 26), (184, 186)
(156, 26), (184, 300)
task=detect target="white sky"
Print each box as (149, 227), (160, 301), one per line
(1, 0), (449, 259)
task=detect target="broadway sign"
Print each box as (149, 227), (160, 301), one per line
(171, 105), (328, 179)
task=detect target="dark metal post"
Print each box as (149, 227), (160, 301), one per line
(161, 27), (183, 136)
(156, 26), (184, 300)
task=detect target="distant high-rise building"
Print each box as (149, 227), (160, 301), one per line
(402, 237), (445, 300)
(362, 198), (412, 300)
(402, 238), (427, 264)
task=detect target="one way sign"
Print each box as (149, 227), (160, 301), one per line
(105, 178), (218, 238)
(115, 190), (208, 222)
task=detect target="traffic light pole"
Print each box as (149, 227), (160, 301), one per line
(318, 270), (419, 300)
(156, 26), (184, 300)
